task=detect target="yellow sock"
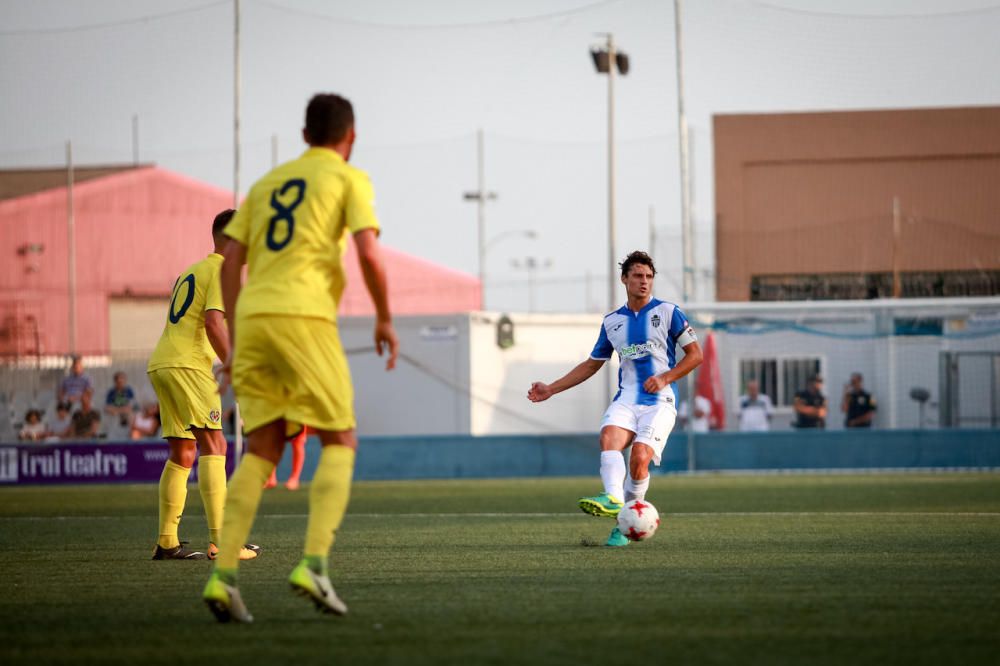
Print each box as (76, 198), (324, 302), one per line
(197, 455), (227, 545)
(157, 460), (191, 549)
(304, 445), (356, 560)
(215, 453), (273, 570)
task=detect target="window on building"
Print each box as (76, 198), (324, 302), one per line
(739, 357), (822, 407)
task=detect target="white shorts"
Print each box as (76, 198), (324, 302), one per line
(600, 401), (677, 465)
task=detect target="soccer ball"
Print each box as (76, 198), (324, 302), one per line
(616, 499), (660, 541)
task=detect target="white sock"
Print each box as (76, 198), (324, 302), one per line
(599, 450), (626, 502)
(624, 475), (650, 503)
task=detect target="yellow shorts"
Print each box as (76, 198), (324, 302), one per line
(232, 314), (355, 435)
(148, 367), (223, 440)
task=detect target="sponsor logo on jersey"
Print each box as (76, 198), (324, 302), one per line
(209, 409), (221, 424)
(619, 340), (659, 360)
(613, 323), (624, 332)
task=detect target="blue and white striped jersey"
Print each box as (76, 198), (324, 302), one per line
(589, 298), (697, 406)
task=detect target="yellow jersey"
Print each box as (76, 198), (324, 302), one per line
(224, 147), (380, 322)
(147, 253), (224, 372)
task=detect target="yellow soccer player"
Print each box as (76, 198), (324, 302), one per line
(148, 209), (260, 562)
(202, 93), (398, 624)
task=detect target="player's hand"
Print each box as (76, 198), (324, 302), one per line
(643, 374), (669, 393)
(527, 382), (553, 402)
(215, 360), (232, 394)
(374, 320), (399, 371)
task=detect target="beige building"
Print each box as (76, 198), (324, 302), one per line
(713, 106), (1000, 302)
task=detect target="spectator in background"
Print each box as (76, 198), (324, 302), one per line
(57, 355), (93, 407)
(842, 372), (877, 428)
(679, 393), (713, 433)
(793, 374), (827, 429)
(130, 402), (161, 440)
(737, 379), (773, 432)
(66, 389), (101, 439)
(18, 408), (47, 442)
(105, 371), (137, 428)
(45, 402), (73, 440)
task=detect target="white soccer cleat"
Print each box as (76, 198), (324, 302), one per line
(288, 560), (348, 616)
(203, 572), (254, 624)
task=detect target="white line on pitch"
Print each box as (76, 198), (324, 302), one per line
(2, 511), (1000, 521)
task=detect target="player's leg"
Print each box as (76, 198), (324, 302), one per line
(203, 315), (288, 622)
(212, 420), (284, 570)
(607, 403), (675, 546)
(192, 426), (261, 561)
(150, 368), (206, 559)
(579, 401), (638, 517)
(287, 427), (353, 615)
(285, 426), (307, 490)
(624, 443), (654, 502)
(264, 467), (278, 489)
(154, 437), (205, 558)
(579, 418), (635, 517)
(203, 420), (285, 623)
(627, 402), (676, 499)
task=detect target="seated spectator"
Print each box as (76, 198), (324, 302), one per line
(737, 379), (773, 432)
(678, 394), (713, 433)
(130, 402), (161, 440)
(57, 355), (93, 407)
(45, 402), (74, 441)
(66, 389), (101, 439)
(18, 408), (47, 442)
(842, 372), (877, 428)
(793, 374), (827, 429)
(104, 371), (137, 428)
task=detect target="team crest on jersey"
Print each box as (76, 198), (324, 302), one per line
(651, 314), (661, 328)
(209, 409), (221, 424)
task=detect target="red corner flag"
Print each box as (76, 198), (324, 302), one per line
(694, 332), (725, 430)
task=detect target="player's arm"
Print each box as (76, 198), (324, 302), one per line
(528, 357), (606, 403)
(217, 239), (246, 391)
(354, 228), (398, 371)
(643, 341), (703, 394)
(220, 240), (246, 349)
(205, 309), (230, 365)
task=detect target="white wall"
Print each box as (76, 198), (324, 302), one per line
(468, 312), (610, 435)
(340, 312), (613, 436)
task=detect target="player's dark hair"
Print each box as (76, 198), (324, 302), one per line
(212, 209), (235, 236)
(619, 250), (656, 277)
(304, 93), (354, 146)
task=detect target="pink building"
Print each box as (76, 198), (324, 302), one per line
(0, 165), (479, 357)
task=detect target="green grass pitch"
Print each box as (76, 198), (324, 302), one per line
(2, 473), (999, 665)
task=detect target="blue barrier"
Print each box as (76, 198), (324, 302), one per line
(3, 430), (998, 486)
(690, 429), (1000, 472)
(271, 429), (1000, 482)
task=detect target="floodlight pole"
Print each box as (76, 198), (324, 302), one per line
(674, 0), (695, 303)
(605, 33), (618, 314)
(463, 128), (497, 310)
(66, 140), (76, 355)
(592, 33), (628, 407)
(233, 0), (243, 464)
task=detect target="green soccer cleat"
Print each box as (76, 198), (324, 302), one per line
(578, 492), (624, 518)
(203, 571), (253, 624)
(151, 541), (207, 560)
(605, 525), (630, 547)
(288, 560), (348, 616)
